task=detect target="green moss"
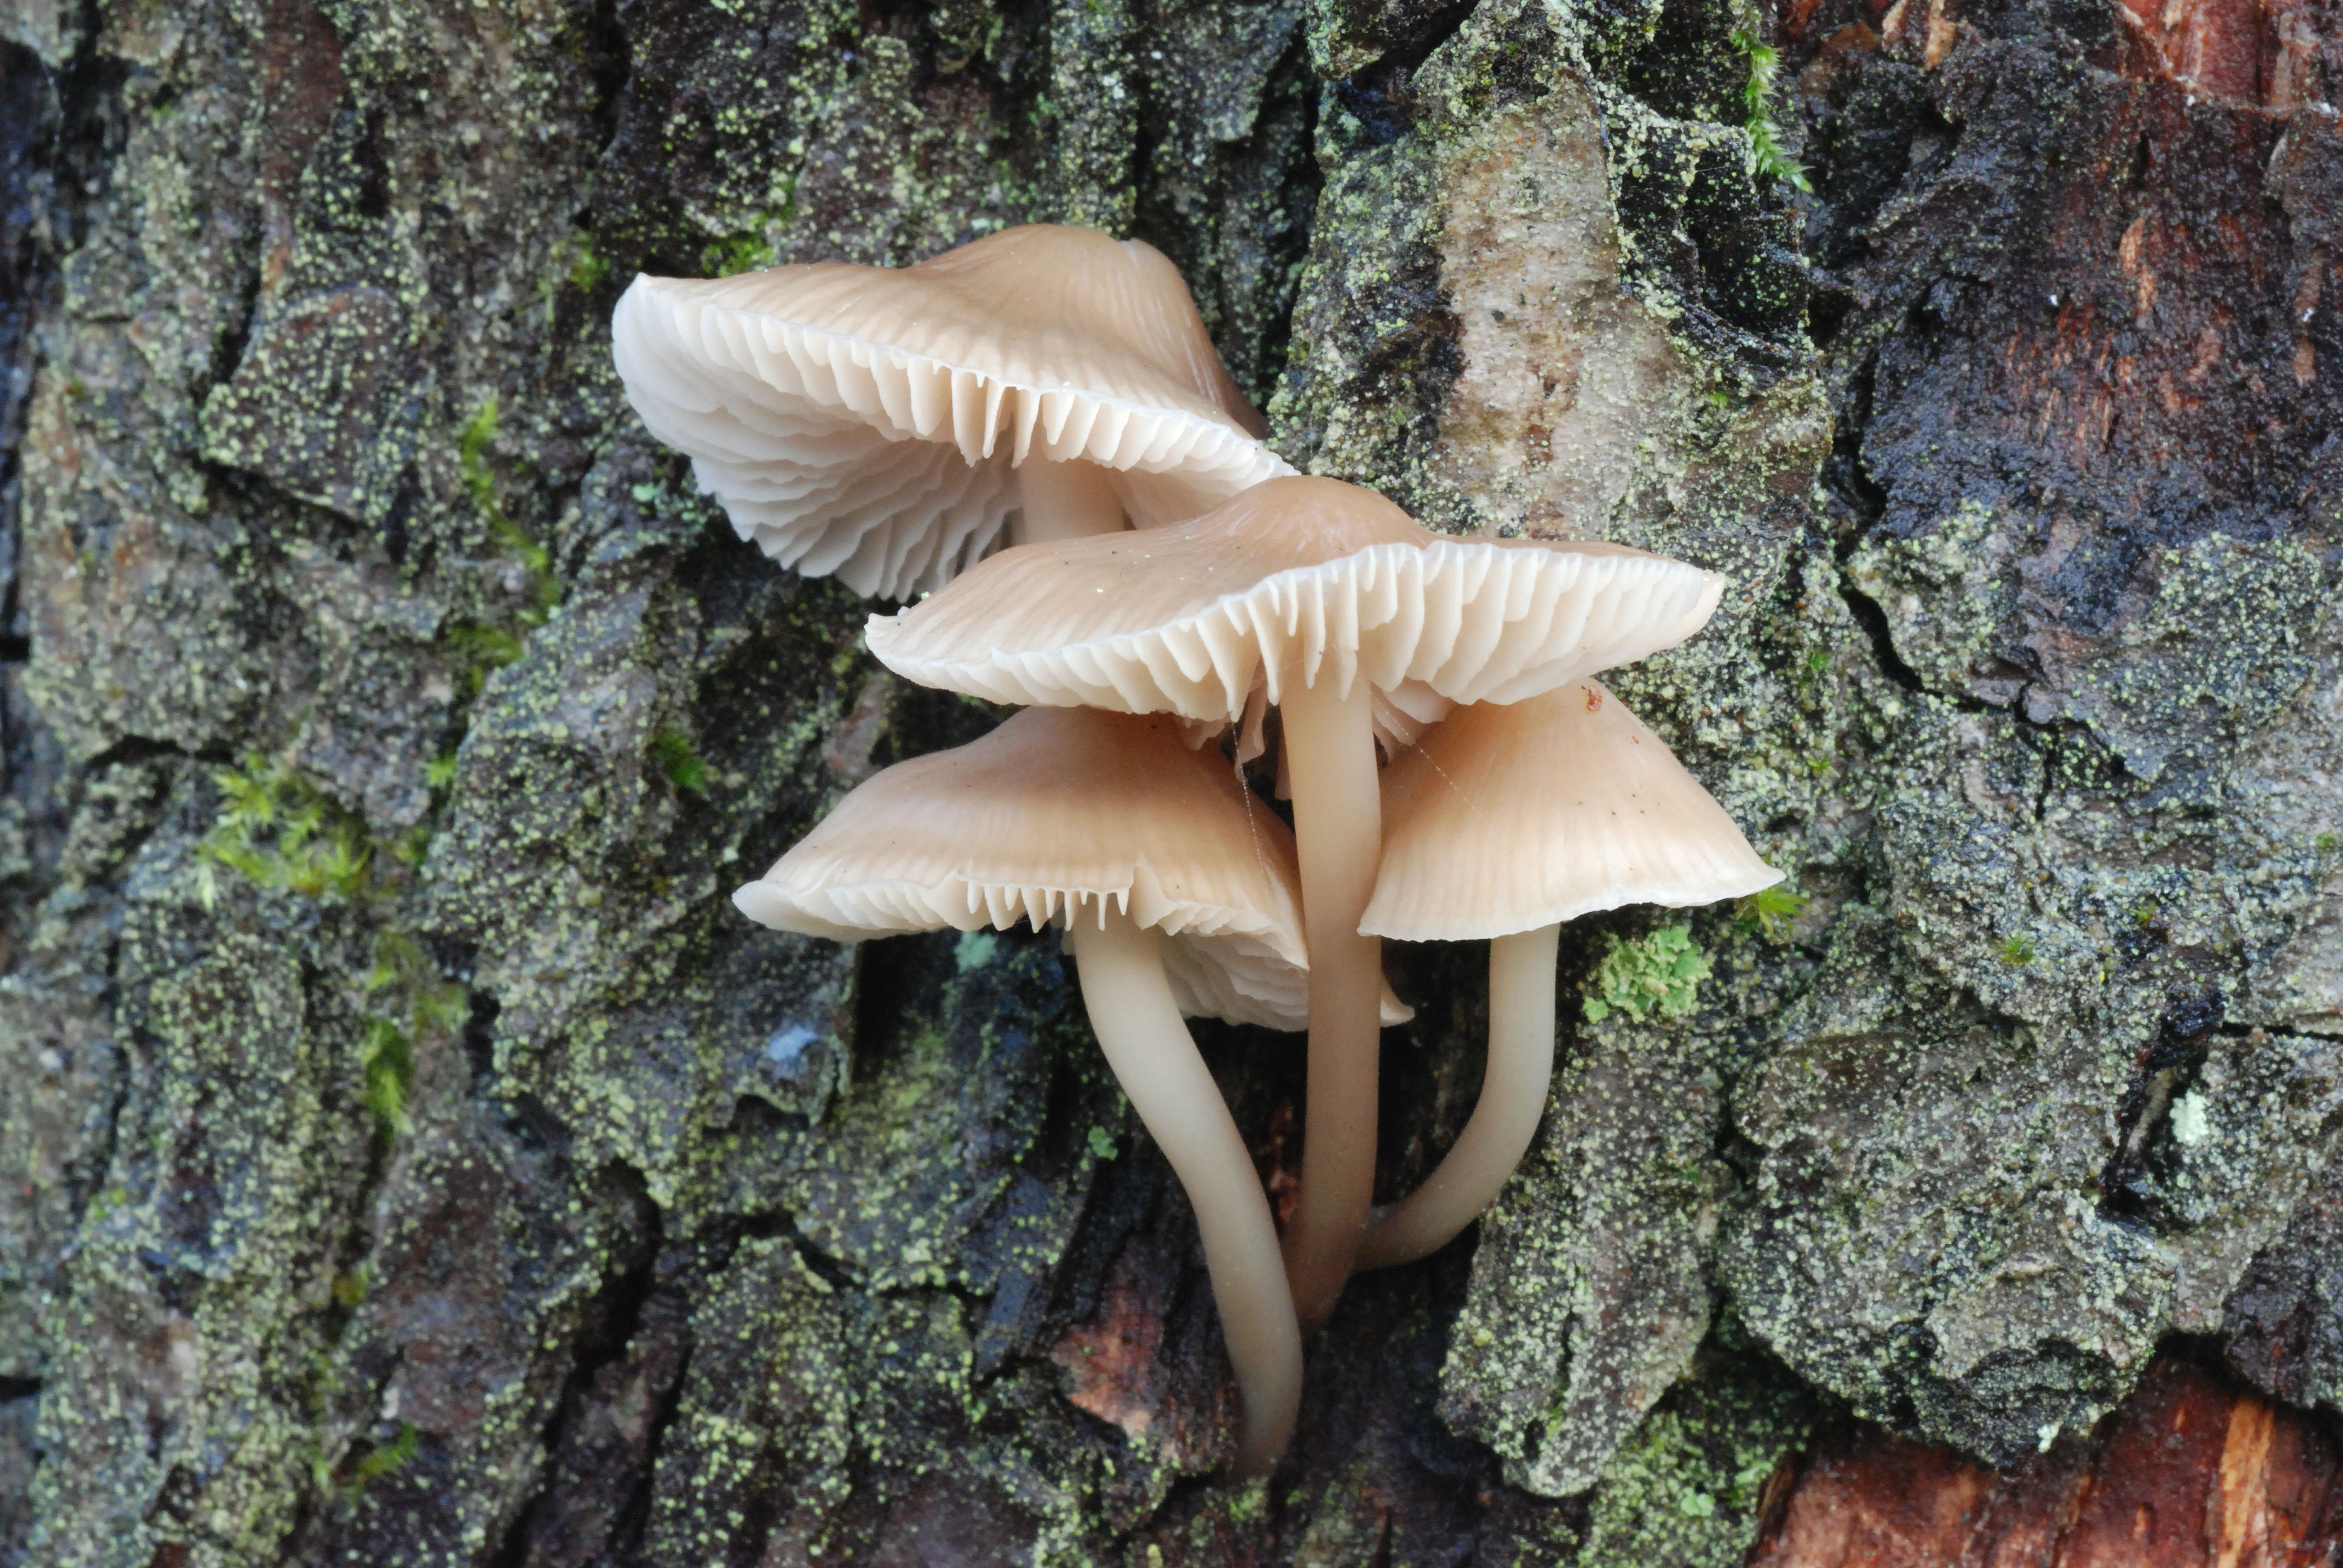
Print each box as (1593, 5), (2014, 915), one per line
(198, 754), (377, 903)
(341, 1422), (419, 1494)
(1735, 883), (1808, 944)
(700, 195), (795, 276)
(650, 728), (710, 795)
(359, 930), (465, 1136)
(1730, 27), (1809, 191)
(459, 395), (561, 615)
(358, 1019), (414, 1134)
(441, 395), (565, 698)
(557, 234), (612, 293)
(442, 622), (528, 697)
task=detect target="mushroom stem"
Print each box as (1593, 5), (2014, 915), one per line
(1011, 456), (1127, 543)
(1356, 923), (1560, 1270)
(1068, 900), (1303, 1478)
(1276, 672), (1383, 1334)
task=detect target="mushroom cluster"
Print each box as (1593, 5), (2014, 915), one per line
(615, 227), (1780, 1478)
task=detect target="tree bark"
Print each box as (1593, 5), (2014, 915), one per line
(0, 0), (2335, 1561)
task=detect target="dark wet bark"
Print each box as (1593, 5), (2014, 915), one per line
(0, 0), (2335, 1563)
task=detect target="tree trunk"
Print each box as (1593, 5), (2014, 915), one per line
(0, 0), (2335, 1561)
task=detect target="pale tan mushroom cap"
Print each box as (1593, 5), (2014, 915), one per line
(732, 705), (1318, 1030)
(867, 476), (1727, 722)
(612, 225), (1293, 600)
(1360, 682), (1782, 941)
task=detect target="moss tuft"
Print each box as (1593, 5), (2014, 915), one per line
(1729, 27), (1809, 191)
(650, 728), (710, 795)
(198, 754), (376, 902)
(1735, 883), (1809, 944)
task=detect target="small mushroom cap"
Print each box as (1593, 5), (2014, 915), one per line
(733, 705), (1318, 1030)
(1360, 681), (1783, 941)
(867, 475), (1726, 722)
(612, 225), (1292, 600)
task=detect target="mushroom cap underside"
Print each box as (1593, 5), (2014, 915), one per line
(732, 705), (1318, 1030)
(1360, 682), (1782, 941)
(866, 476), (1726, 722)
(612, 226), (1291, 600)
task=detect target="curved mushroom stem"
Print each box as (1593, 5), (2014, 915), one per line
(1011, 456), (1128, 543)
(1068, 900), (1303, 1478)
(1356, 924), (1559, 1270)
(1276, 673), (1383, 1334)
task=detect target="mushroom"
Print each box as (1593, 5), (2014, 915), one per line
(733, 704), (1310, 1474)
(865, 476), (1727, 1328)
(611, 224), (1291, 599)
(1354, 680), (1782, 1270)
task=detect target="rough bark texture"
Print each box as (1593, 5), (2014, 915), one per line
(1750, 1357), (2343, 1566)
(0, 0), (2333, 1560)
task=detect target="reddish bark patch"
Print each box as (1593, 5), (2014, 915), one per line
(2103, 0), (2331, 108)
(1749, 1360), (2343, 1566)
(1257, 1096), (1303, 1230)
(1052, 1252), (1170, 1442)
(253, 0), (348, 288)
(1987, 82), (2296, 491)
(1047, 1209), (1234, 1472)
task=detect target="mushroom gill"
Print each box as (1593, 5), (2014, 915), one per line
(612, 224), (1290, 599)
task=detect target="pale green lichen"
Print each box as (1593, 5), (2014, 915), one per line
(1575, 1354), (1817, 1568)
(1847, 498), (2017, 693)
(1584, 926), (1713, 1024)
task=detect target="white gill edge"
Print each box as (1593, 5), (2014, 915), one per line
(754, 874), (1302, 961)
(643, 281), (1294, 487)
(866, 541), (1726, 722)
(744, 874), (1310, 1030)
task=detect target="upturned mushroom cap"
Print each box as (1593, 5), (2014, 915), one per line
(612, 225), (1292, 599)
(733, 705), (1315, 1030)
(866, 475), (1727, 722)
(1360, 681), (1782, 941)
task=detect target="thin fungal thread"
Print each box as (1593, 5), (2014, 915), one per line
(1413, 743), (1484, 822)
(1230, 749), (1283, 922)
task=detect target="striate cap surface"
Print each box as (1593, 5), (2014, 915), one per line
(733, 705), (1317, 1029)
(1360, 681), (1781, 941)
